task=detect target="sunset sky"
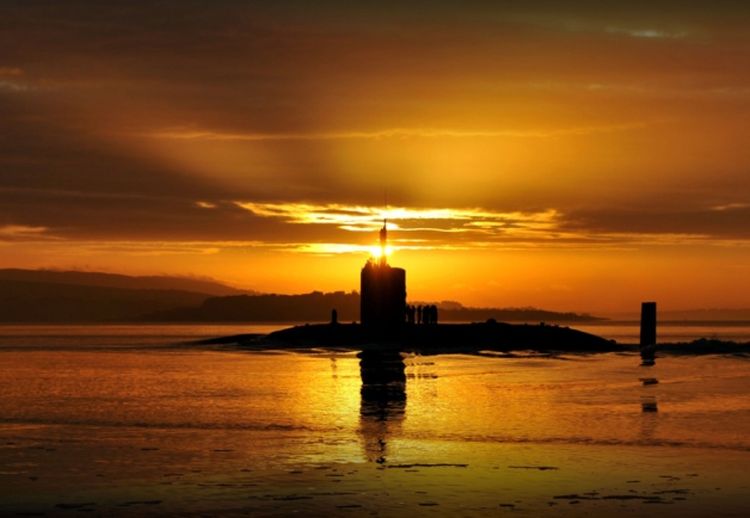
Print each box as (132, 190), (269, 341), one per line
(1, 1), (749, 312)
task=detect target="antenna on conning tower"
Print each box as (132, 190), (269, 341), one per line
(379, 188), (388, 265)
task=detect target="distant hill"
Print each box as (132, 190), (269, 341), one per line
(0, 279), (211, 322)
(0, 269), (248, 297)
(143, 291), (361, 322)
(601, 308), (750, 322)
(142, 293), (602, 323)
(0, 269), (603, 324)
(658, 309), (750, 322)
(437, 306), (603, 323)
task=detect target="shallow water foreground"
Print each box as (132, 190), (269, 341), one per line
(1, 335), (750, 516)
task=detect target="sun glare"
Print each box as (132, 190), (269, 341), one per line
(370, 245), (394, 259)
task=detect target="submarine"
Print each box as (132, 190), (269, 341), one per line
(203, 219), (620, 354)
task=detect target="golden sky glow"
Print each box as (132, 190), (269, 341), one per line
(1, 2), (750, 313)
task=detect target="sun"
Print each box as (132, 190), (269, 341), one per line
(370, 245), (393, 259)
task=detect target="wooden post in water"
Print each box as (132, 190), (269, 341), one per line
(640, 302), (657, 365)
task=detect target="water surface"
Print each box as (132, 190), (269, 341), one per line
(1, 325), (749, 516)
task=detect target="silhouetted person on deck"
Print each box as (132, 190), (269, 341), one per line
(331, 308), (338, 325)
(422, 305), (430, 325)
(432, 305), (437, 324)
(405, 305), (415, 325)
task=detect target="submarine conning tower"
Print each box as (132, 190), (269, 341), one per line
(360, 219), (406, 333)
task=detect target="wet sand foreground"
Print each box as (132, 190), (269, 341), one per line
(3, 430), (750, 516)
